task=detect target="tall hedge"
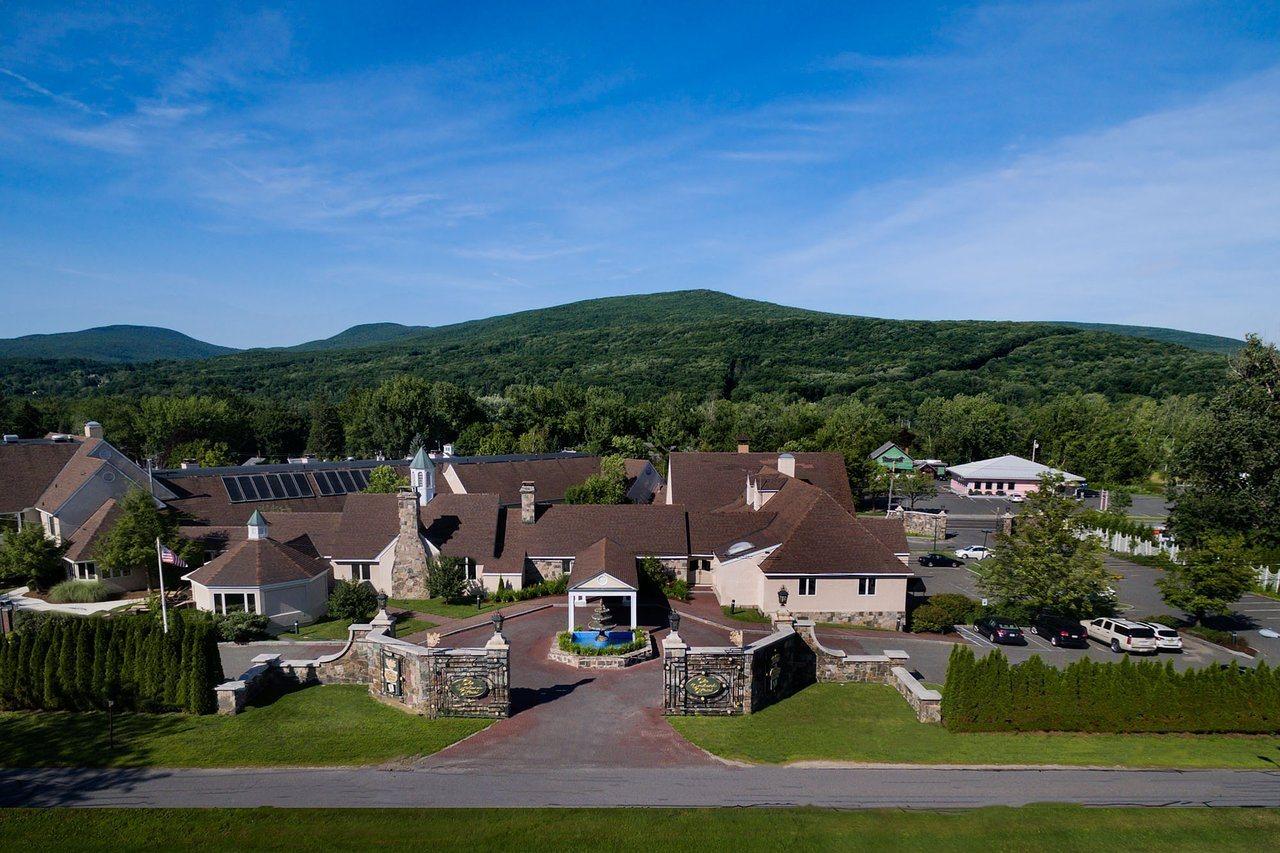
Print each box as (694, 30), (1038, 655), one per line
(0, 612), (221, 714)
(943, 645), (1280, 733)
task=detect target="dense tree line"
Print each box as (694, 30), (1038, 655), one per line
(0, 378), (1208, 494)
(0, 612), (223, 714)
(942, 645), (1280, 733)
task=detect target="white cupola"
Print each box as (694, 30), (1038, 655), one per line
(410, 447), (436, 506)
(247, 509), (270, 541)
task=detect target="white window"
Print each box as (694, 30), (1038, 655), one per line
(858, 577), (877, 596)
(463, 558), (477, 581)
(351, 563), (373, 582)
(73, 561), (97, 581)
(798, 577), (817, 596)
(214, 592), (258, 614)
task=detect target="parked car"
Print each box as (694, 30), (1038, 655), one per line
(975, 616), (1025, 645)
(1030, 613), (1088, 647)
(1140, 622), (1183, 652)
(1009, 494), (1025, 503)
(918, 552), (963, 567)
(1081, 618), (1159, 654)
(955, 545), (991, 560)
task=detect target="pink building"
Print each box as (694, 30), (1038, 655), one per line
(948, 454), (1083, 497)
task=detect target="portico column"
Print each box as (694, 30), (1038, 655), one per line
(568, 594), (575, 632)
(630, 591), (637, 629)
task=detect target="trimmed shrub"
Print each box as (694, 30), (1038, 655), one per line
(943, 645), (1280, 733)
(491, 575), (568, 604)
(664, 578), (691, 602)
(213, 611), (270, 643)
(926, 593), (979, 626)
(327, 580), (378, 622)
(48, 580), (111, 603)
(908, 603), (953, 634)
(557, 629), (649, 656)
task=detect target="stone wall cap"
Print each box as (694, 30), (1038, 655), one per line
(215, 680), (246, 691)
(843, 654), (892, 663)
(250, 653), (282, 664)
(892, 666), (941, 701)
(884, 649), (910, 660)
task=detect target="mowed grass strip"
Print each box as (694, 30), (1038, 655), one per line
(0, 685), (488, 768)
(669, 683), (1280, 768)
(282, 614), (436, 640)
(1, 806), (1278, 852)
(388, 597), (501, 618)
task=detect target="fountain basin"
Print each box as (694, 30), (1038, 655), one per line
(570, 629), (635, 649)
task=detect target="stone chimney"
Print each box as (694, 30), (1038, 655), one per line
(391, 488), (430, 598)
(520, 481), (536, 524)
(736, 436), (750, 454)
(777, 452), (796, 478)
(83, 421), (103, 440)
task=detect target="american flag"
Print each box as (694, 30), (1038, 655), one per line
(159, 545), (188, 568)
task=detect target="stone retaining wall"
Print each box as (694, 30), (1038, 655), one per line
(662, 620), (814, 716)
(891, 665), (942, 723)
(216, 621), (510, 718)
(887, 507), (947, 540)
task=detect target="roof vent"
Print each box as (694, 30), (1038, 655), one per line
(50, 433), (74, 442)
(2, 434), (18, 443)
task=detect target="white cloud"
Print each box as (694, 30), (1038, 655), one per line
(765, 68), (1280, 338)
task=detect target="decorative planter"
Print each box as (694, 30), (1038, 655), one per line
(547, 635), (656, 669)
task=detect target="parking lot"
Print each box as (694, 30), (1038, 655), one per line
(901, 528), (1256, 682)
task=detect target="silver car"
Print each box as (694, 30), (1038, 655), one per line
(1142, 622), (1184, 652)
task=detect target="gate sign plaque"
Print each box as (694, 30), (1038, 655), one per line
(683, 673), (727, 701)
(448, 675), (492, 700)
(382, 650), (402, 697)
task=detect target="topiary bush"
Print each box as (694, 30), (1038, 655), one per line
(328, 579), (378, 621)
(47, 580), (110, 603)
(926, 593), (979, 626)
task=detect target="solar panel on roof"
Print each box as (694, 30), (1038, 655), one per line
(239, 476), (258, 500)
(294, 473), (315, 497)
(281, 473), (299, 498)
(223, 477), (244, 502)
(353, 469), (371, 489)
(336, 470), (357, 492)
(315, 471), (335, 495)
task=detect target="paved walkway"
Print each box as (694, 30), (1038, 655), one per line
(420, 605), (728, 769)
(3, 766), (1277, 808)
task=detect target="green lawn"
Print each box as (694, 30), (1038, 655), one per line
(282, 614), (436, 640)
(720, 605), (771, 624)
(0, 685), (488, 768)
(2, 806), (1278, 852)
(669, 683), (1280, 768)
(389, 596), (501, 618)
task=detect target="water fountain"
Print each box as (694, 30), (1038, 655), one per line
(570, 599), (634, 649)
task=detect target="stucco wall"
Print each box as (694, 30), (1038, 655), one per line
(262, 574), (329, 625)
(712, 552), (767, 609)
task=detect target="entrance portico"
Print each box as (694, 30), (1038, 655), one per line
(565, 538), (639, 631)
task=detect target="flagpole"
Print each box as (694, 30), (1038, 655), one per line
(155, 537), (169, 634)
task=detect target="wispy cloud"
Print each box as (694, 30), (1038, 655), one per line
(764, 68), (1280, 338)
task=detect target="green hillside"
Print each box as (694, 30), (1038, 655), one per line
(289, 322), (426, 351)
(0, 291), (1228, 406)
(1054, 321), (1242, 355)
(0, 325), (236, 363)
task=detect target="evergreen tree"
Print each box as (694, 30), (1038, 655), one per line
(306, 397), (345, 458)
(10, 631), (30, 709)
(91, 619), (110, 708)
(75, 618), (95, 710)
(42, 628), (62, 710)
(56, 620), (77, 709)
(0, 636), (11, 709)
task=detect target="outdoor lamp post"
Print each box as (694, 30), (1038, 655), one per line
(491, 611), (504, 635)
(777, 586), (789, 608)
(107, 699), (115, 753)
(293, 619), (299, 635)
(376, 592), (388, 612)
(476, 589), (483, 610)
(982, 529), (991, 548)
(669, 610), (681, 633)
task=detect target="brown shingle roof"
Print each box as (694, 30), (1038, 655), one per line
(0, 440), (81, 514)
(567, 537), (639, 589)
(63, 499), (121, 562)
(184, 536), (330, 588)
(668, 452), (854, 514)
(34, 438), (106, 513)
(160, 472), (351, 526)
(444, 455), (605, 504)
(492, 503), (689, 572)
(180, 511), (343, 557)
(422, 493), (501, 561)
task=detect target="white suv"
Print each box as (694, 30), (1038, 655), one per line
(955, 545), (991, 560)
(1082, 618), (1159, 654)
(1140, 622), (1184, 652)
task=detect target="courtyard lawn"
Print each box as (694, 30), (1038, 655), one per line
(720, 605), (771, 624)
(389, 596), (501, 619)
(0, 685), (488, 768)
(669, 683), (1280, 769)
(282, 614), (436, 640)
(2, 806), (1278, 852)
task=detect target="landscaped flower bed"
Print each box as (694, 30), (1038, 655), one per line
(548, 629), (654, 669)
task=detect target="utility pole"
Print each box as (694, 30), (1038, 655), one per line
(1031, 439), (1040, 463)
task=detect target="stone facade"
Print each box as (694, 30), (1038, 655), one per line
(391, 489), (430, 599)
(528, 557), (569, 583)
(791, 609), (904, 631)
(886, 506), (948, 541)
(215, 622), (510, 719)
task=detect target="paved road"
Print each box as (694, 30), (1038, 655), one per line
(2, 766), (1276, 808)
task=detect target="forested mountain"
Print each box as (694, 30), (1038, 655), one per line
(0, 325), (236, 363)
(1053, 321), (1241, 355)
(287, 322), (426, 351)
(0, 291), (1229, 409)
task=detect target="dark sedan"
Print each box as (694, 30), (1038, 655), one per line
(974, 616), (1025, 645)
(1030, 613), (1089, 647)
(918, 552), (963, 567)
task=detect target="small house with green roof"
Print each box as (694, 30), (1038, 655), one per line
(868, 441), (915, 472)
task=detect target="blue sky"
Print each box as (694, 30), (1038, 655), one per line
(1, 1), (1278, 347)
